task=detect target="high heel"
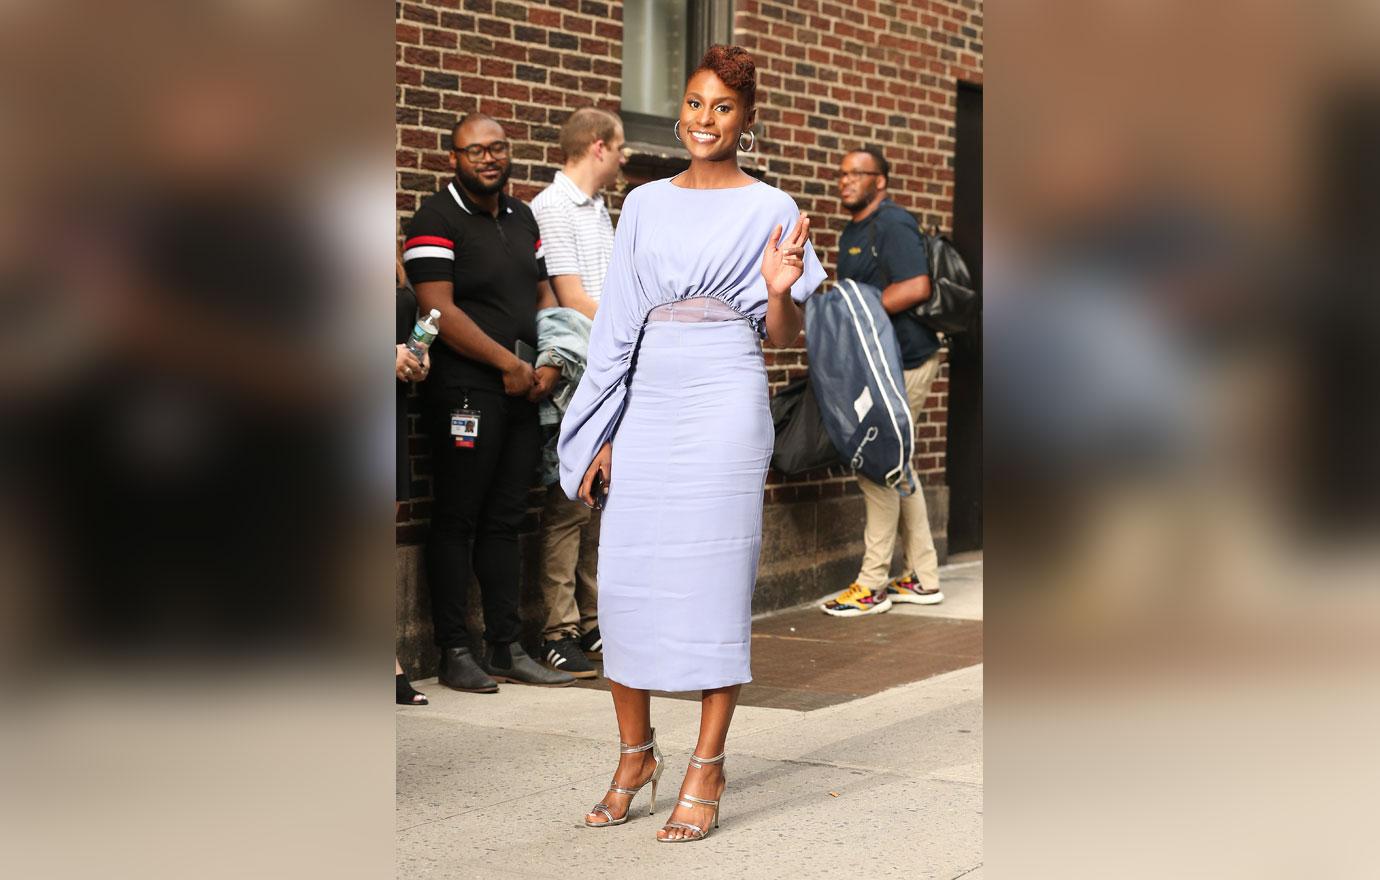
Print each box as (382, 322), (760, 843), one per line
(584, 728), (664, 828)
(657, 750), (726, 843)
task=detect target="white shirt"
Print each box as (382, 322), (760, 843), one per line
(530, 170), (615, 302)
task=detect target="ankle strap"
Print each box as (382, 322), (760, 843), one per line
(619, 727), (657, 754)
(688, 750), (725, 767)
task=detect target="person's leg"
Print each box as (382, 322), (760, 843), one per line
(574, 509), (601, 637)
(470, 395), (534, 647)
(469, 399), (574, 684)
(394, 501), (422, 700)
(657, 684), (739, 841)
(538, 484), (590, 641)
(856, 474), (902, 591)
(822, 470), (899, 614)
(584, 681), (660, 825)
(426, 393), (501, 650)
(897, 358), (943, 590)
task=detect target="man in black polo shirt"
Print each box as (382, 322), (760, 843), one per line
(404, 113), (574, 690)
(820, 146), (947, 618)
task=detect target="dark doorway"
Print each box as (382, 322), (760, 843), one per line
(946, 81), (983, 553)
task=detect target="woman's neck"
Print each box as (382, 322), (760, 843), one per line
(675, 158), (755, 190)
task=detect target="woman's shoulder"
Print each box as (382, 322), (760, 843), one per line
(617, 178), (667, 215)
(752, 179), (804, 212)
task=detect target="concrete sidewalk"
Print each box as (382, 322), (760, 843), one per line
(397, 560), (983, 879)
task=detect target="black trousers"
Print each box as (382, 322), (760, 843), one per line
(426, 387), (540, 648)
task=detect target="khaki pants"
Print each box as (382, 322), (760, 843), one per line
(539, 483), (600, 641)
(855, 356), (942, 591)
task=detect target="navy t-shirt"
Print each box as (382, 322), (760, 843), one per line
(837, 198), (940, 369)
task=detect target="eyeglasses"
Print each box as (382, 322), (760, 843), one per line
(838, 170), (882, 181)
(452, 140), (510, 161)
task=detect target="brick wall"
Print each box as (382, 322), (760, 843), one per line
(396, 0), (983, 537)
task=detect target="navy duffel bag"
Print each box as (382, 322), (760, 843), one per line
(804, 279), (916, 493)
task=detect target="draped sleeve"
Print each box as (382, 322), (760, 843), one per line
(556, 186), (647, 499)
(786, 206), (827, 304)
(746, 188), (828, 312)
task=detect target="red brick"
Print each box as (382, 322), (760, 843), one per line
(480, 58), (514, 77)
(530, 8), (561, 26)
(528, 47), (560, 66)
(460, 76), (493, 96)
(439, 94), (475, 114)
(479, 99), (514, 118)
(492, 40), (527, 61)
(441, 53), (479, 73)
(402, 4), (437, 25)
(403, 46), (441, 67)
(478, 17), (512, 38)
(400, 127), (438, 149)
(403, 88), (441, 109)
(420, 152), (452, 172)
(422, 27), (458, 48)
(563, 14), (593, 33)
(549, 71), (579, 90)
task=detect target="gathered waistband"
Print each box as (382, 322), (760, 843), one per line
(646, 296), (748, 324)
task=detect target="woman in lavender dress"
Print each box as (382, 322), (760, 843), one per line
(558, 46), (825, 842)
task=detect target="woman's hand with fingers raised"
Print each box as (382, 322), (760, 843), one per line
(761, 212), (810, 298)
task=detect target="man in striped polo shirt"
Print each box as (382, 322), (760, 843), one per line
(529, 107), (626, 677)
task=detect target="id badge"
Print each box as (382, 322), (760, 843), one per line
(450, 408), (481, 448)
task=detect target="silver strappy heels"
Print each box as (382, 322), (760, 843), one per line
(584, 728), (664, 828)
(657, 750), (726, 843)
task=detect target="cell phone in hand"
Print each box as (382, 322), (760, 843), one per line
(590, 470), (607, 510)
(514, 339), (537, 364)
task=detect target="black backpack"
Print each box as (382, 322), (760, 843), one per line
(913, 227), (979, 336)
(868, 217), (980, 336)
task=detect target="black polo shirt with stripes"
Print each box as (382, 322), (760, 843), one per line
(403, 180), (548, 392)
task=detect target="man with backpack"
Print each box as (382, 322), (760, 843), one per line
(821, 147), (945, 617)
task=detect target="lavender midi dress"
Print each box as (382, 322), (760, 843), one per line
(557, 177), (826, 691)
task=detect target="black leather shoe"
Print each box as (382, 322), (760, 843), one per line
(484, 641), (576, 687)
(438, 646), (499, 694)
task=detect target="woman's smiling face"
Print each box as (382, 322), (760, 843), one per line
(679, 68), (755, 160)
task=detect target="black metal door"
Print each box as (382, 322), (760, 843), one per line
(946, 81), (983, 552)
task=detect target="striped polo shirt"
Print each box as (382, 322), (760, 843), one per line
(530, 170), (615, 302)
(402, 180), (548, 391)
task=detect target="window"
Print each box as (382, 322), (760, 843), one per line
(620, 1), (734, 147)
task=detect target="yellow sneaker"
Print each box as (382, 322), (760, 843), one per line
(885, 572), (945, 605)
(820, 582), (893, 617)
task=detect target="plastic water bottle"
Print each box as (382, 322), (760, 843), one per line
(406, 308), (441, 361)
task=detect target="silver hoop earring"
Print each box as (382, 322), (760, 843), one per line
(673, 120), (682, 142)
(739, 129), (756, 152)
